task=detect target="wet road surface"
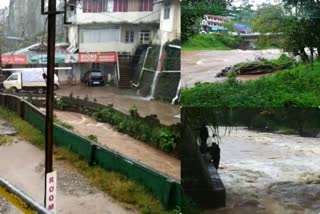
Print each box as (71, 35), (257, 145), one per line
(206, 127), (320, 214)
(0, 140), (135, 214)
(56, 85), (180, 126)
(182, 49), (283, 88)
(54, 111), (181, 181)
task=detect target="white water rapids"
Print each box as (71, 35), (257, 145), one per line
(206, 127), (320, 214)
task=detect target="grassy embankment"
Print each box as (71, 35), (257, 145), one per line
(0, 107), (178, 214)
(182, 33), (242, 51)
(181, 61), (320, 107)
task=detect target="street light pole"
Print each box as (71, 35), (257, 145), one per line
(44, 0), (56, 207)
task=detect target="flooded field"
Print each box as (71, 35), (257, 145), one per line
(208, 127), (320, 214)
(182, 49), (283, 88)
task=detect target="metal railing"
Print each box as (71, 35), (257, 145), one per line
(0, 177), (50, 214)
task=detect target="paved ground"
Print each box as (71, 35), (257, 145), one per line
(54, 110), (180, 181)
(181, 49), (283, 88)
(0, 139), (136, 214)
(56, 85), (180, 126)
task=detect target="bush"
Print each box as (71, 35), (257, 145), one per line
(93, 108), (178, 154)
(182, 33), (242, 51)
(181, 62), (320, 107)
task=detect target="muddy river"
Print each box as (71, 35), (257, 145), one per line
(207, 127), (320, 214)
(181, 49), (283, 88)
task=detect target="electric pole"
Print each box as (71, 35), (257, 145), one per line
(44, 0), (56, 207)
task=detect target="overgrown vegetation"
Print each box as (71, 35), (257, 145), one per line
(0, 135), (14, 145)
(92, 108), (179, 154)
(54, 118), (74, 130)
(0, 107), (175, 213)
(181, 0), (232, 42)
(163, 40), (181, 71)
(56, 97), (180, 155)
(87, 134), (98, 143)
(226, 54), (297, 75)
(182, 34), (242, 51)
(181, 62), (320, 107)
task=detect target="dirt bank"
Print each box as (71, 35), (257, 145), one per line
(54, 110), (181, 181)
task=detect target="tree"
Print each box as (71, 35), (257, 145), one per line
(252, 1), (320, 62)
(252, 4), (284, 48)
(181, 0), (233, 42)
(281, 0), (320, 61)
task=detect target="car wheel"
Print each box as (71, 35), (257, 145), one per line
(54, 84), (59, 90)
(10, 87), (18, 93)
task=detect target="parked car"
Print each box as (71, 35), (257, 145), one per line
(83, 70), (105, 86)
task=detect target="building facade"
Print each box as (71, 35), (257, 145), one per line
(65, 0), (180, 88)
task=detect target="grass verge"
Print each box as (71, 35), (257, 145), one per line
(181, 62), (320, 107)
(0, 107), (175, 214)
(0, 135), (14, 146)
(182, 33), (242, 51)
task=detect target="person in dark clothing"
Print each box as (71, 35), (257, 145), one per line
(208, 143), (221, 170)
(199, 125), (209, 153)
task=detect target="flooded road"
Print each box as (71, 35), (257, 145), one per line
(56, 85), (180, 126)
(207, 127), (320, 214)
(54, 111), (180, 181)
(182, 49), (283, 88)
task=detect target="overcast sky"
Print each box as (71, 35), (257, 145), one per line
(0, 0), (10, 9)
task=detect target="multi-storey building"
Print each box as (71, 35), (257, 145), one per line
(203, 15), (233, 28)
(65, 0), (180, 88)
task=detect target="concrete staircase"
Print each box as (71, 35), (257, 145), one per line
(118, 54), (132, 89)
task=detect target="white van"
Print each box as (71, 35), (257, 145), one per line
(3, 69), (60, 94)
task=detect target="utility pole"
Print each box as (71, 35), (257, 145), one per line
(44, 0), (56, 207)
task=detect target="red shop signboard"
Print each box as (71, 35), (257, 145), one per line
(79, 53), (118, 63)
(1, 55), (28, 65)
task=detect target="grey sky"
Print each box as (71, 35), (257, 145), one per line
(0, 0), (10, 9)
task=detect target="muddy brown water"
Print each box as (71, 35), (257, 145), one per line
(181, 49), (283, 88)
(206, 127), (320, 214)
(56, 85), (180, 126)
(54, 111), (181, 181)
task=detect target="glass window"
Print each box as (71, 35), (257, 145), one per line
(139, 31), (151, 44)
(8, 74), (18, 81)
(81, 26), (121, 43)
(164, 2), (170, 19)
(125, 31), (134, 43)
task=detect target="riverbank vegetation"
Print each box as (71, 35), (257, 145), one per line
(182, 34), (242, 51)
(56, 97), (180, 155)
(0, 107), (177, 214)
(181, 62), (320, 107)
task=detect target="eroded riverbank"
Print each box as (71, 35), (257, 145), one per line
(182, 49), (283, 88)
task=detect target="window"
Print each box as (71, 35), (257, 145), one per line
(164, 2), (170, 19)
(8, 74), (18, 81)
(139, 31), (150, 44)
(81, 26), (121, 43)
(83, 0), (153, 12)
(139, 0), (153, 12)
(113, 0), (128, 12)
(125, 31), (134, 43)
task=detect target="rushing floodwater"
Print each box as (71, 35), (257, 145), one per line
(181, 49), (284, 88)
(206, 127), (320, 214)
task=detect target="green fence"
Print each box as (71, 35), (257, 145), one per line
(0, 94), (181, 209)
